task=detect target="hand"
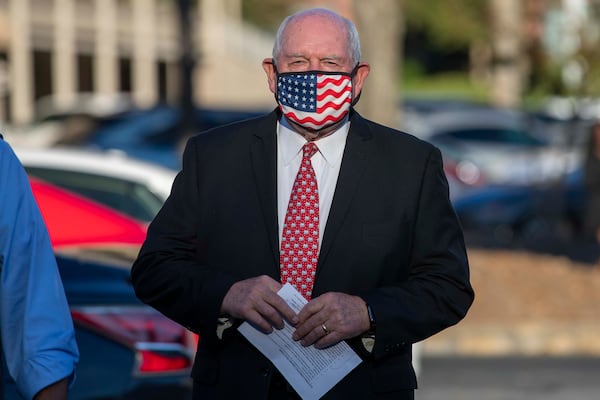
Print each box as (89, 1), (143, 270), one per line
(221, 275), (298, 333)
(34, 377), (69, 400)
(292, 292), (370, 349)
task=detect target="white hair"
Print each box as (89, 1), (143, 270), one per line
(272, 8), (361, 67)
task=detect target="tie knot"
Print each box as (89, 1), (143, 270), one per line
(303, 142), (319, 159)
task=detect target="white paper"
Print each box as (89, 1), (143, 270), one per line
(238, 283), (362, 400)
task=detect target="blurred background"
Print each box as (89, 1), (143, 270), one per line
(1, 0), (600, 399)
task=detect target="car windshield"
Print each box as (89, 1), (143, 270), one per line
(437, 127), (546, 146)
(25, 167), (164, 221)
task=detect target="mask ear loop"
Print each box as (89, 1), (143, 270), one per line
(272, 62), (283, 106)
(349, 63), (361, 106)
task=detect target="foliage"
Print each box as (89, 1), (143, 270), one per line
(576, 14), (600, 97)
(240, 0), (292, 33)
(402, 62), (490, 102)
(404, 0), (488, 51)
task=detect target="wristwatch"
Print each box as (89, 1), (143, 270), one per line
(365, 303), (376, 334)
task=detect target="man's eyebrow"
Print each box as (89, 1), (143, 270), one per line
(320, 55), (344, 62)
(282, 54), (345, 61)
(283, 53), (308, 59)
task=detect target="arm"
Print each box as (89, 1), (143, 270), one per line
(132, 137), (297, 337)
(364, 146), (474, 358)
(131, 138), (241, 339)
(0, 141), (79, 400)
(291, 144), (473, 354)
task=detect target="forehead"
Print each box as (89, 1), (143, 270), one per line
(280, 14), (350, 59)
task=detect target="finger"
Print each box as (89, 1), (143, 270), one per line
(254, 295), (297, 330)
(293, 294), (331, 339)
(245, 276), (298, 329)
(292, 310), (326, 342)
(265, 292), (298, 326)
(222, 276), (290, 330)
(244, 308), (277, 333)
(296, 296), (325, 323)
(313, 330), (339, 349)
(297, 321), (332, 347)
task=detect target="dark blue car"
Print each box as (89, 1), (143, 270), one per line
(63, 252), (196, 399)
(86, 105), (269, 170)
(452, 168), (599, 263)
(2, 251), (194, 399)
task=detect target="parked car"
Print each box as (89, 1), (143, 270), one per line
(1, 179), (194, 399)
(60, 251), (195, 400)
(403, 107), (584, 188)
(14, 146), (176, 222)
(29, 177), (147, 249)
(3, 251), (195, 400)
(452, 167), (588, 255)
(82, 105), (269, 169)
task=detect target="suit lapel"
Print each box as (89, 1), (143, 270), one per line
(318, 113), (374, 270)
(249, 110), (281, 270)
(249, 110), (374, 280)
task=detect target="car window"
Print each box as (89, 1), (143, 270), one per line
(25, 167), (163, 221)
(438, 128), (545, 146)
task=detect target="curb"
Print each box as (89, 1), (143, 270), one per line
(421, 321), (600, 356)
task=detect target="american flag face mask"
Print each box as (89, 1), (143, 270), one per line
(275, 68), (356, 130)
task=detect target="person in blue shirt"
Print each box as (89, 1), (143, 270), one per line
(0, 136), (79, 400)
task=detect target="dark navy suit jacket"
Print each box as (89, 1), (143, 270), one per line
(131, 109), (474, 399)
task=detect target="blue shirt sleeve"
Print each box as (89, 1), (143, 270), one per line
(0, 139), (79, 400)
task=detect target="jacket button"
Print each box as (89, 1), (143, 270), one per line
(260, 368), (270, 377)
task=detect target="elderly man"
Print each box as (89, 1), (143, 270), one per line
(132, 8), (473, 399)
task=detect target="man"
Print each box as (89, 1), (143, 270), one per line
(132, 8), (473, 399)
(0, 136), (79, 400)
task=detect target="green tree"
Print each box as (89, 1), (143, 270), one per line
(241, 0), (291, 32)
(404, 0), (487, 51)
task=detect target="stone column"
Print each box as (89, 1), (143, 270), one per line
(8, 0), (33, 125)
(53, 0), (77, 109)
(94, 0), (118, 96)
(132, 0), (157, 107)
(489, 0), (524, 108)
(196, 0), (227, 105)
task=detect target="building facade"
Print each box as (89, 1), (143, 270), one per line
(0, 0), (274, 128)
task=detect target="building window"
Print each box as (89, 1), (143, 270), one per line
(78, 54), (94, 92)
(119, 57), (131, 93)
(158, 61), (167, 102)
(33, 50), (52, 101)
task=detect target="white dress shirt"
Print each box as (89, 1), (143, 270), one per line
(277, 118), (350, 249)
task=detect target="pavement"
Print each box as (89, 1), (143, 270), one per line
(416, 355), (600, 400)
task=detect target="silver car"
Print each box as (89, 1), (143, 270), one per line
(403, 107), (583, 189)
(14, 146), (176, 221)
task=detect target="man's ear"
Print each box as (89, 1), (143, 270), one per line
(352, 62), (370, 100)
(262, 58), (277, 94)
(352, 62), (371, 98)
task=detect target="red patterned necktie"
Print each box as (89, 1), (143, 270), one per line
(280, 142), (320, 300)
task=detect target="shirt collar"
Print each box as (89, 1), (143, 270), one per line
(278, 117), (350, 167)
